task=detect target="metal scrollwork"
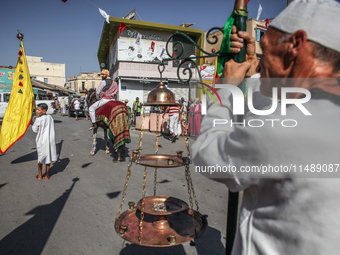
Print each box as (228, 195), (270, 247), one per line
(176, 58), (202, 84)
(162, 28), (225, 83)
(206, 27), (224, 51)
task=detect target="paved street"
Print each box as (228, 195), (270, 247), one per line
(0, 113), (229, 255)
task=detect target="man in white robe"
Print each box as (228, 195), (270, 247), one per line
(191, 1), (340, 254)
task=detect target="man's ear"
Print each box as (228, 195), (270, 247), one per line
(289, 30), (308, 58)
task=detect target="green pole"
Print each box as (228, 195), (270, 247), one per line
(226, 1), (247, 255)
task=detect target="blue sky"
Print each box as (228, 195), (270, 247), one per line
(0, 0), (300, 81)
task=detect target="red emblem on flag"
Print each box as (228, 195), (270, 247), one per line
(119, 23), (126, 34)
(62, 0), (67, 2)
(19, 81), (23, 86)
(18, 51), (22, 56)
(247, 0), (250, 3)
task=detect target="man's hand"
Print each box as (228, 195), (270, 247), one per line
(222, 59), (252, 86)
(222, 25), (259, 83)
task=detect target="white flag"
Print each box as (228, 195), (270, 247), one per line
(99, 8), (110, 24)
(160, 48), (165, 58)
(256, 4), (262, 20)
(135, 33), (142, 45)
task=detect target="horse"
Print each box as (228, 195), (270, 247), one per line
(86, 88), (131, 162)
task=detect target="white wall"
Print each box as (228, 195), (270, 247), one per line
(119, 81), (144, 110)
(27, 56), (66, 86)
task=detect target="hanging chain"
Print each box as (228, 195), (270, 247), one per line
(139, 166), (148, 244)
(137, 109), (145, 162)
(184, 131), (199, 211)
(184, 117), (191, 159)
(116, 161), (132, 220)
(185, 165), (194, 210)
(153, 167), (158, 196)
(183, 116), (199, 237)
(155, 110), (160, 154)
(185, 164), (197, 237)
(152, 108), (160, 196)
(186, 164), (199, 212)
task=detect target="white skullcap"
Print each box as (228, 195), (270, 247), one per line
(270, 0), (340, 53)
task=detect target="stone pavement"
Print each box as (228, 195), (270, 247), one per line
(0, 114), (230, 255)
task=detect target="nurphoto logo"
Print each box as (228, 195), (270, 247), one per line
(200, 81), (312, 128)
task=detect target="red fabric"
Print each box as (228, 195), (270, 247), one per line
(95, 101), (130, 149)
(62, 0), (67, 2)
(100, 80), (118, 100)
(119, 23), (126, 34)
(169, 106), (180, 117)
(189, 104), (201, 136)
(96, 101), (123, 119)
(151, 41), (155, 52)
(247, 0), (250, 3)
(265, 18), (269, 28)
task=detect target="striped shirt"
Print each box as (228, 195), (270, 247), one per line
(169, 106), (180, 117)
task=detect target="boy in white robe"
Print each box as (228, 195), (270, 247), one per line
(32, 103), (57, 180)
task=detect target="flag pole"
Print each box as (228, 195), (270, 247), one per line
(17, 30), (37, 115)
(225, 1), (247, 254)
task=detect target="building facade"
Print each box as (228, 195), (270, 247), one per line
(0, 66), (72, 97)
(67, 72), (102, 93)
(26, 56), (66, 87)
(97, 17), (205, 110)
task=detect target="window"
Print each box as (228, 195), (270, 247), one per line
(4, 93), (10, 102)
(44, 78), (48, 83)
(256, 29), (266, 42)
(31, 76), (36, 80)
(82, 82), (85, 91)
(121, 86), (127, 91)
(92, 81), (95, 88)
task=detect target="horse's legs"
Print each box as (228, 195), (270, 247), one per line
(104, 128), (110, 154)
(89, 127), (97, 156)
(117, 144), (126, 161)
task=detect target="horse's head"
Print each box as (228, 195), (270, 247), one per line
(87, 88), (97, 106)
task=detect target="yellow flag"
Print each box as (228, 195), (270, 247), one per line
(0, 41), (34, 154)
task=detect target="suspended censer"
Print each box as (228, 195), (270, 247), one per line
(115, 63), (208, 247)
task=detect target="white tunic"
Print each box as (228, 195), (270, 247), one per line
(59, 98), (67, 108)
(191, 77), (340, 255)
(32, 115), (57, 164)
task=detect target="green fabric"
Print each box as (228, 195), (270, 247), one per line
(217, 12), (235, 78)
(216, 10), (248, 78)
(96, 114), (131, 149)
(234, 9), (248, 17)
(108, 129), (131, 149)
(127, 106), (132, 129)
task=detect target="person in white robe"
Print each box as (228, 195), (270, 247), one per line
(32, 103), (57, 180)
(59, 96), (67, 116)
(191, 1), (340, 254)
